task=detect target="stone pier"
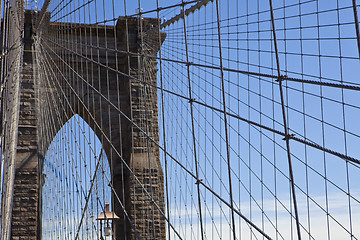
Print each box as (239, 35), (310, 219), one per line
(10, 10), (166, 239)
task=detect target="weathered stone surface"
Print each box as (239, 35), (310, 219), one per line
(11, 10), (166, 240)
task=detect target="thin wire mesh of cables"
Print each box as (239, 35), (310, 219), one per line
(0, 0), (360, 240)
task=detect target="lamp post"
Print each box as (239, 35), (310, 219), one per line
(97, 203), (119, 239)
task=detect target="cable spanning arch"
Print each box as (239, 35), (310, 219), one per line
(0, 0), (359, 239)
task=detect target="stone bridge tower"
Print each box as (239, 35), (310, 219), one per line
(9, 10), (166, 239)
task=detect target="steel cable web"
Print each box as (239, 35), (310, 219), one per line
(0, 0), (25, 239)
(0, 0), (359, 240)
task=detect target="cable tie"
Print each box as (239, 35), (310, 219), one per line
(188, 98), (196, 103)
(276, 74), (287, 82)
(195, 179), (203, 185)
(282, 133), (295, 141)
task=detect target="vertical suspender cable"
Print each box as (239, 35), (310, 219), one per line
(268, 0), (302, 239)
(214, 0), (237, 239)
(156, 0), (172, 239)
(180, 1), (205, 239)
(352, 0), (360, 59)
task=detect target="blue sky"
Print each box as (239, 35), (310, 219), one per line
(30, 0), (360, 239)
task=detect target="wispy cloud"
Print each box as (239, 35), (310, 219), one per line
(167, 191), (360, 240)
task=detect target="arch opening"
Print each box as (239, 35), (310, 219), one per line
(41, 114), (113, 239)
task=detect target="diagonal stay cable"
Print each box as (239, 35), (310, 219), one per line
(155, 1), (172, 238)
(180, 1), (205, 239)
(36, 40), (142, 240)
(163, 59), (360, 236)
(153, 56), (360, 238)
(214, 0), (237, 238)
(41, 36), (273, 240)
(49, 35), (360, 91)
(351, 0), (360, 59)
(40, 44), (116, 230)
(38, 57), (118, 240)
(73, 150), (120, 240)
(269, 0), (301, 239)
(38, 39), (184, 240)
(43, 37), (360, 166)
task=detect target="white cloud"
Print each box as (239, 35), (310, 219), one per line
(167, 191), (360, 240)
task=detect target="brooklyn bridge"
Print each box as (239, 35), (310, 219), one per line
(0, 0), (359, 239)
